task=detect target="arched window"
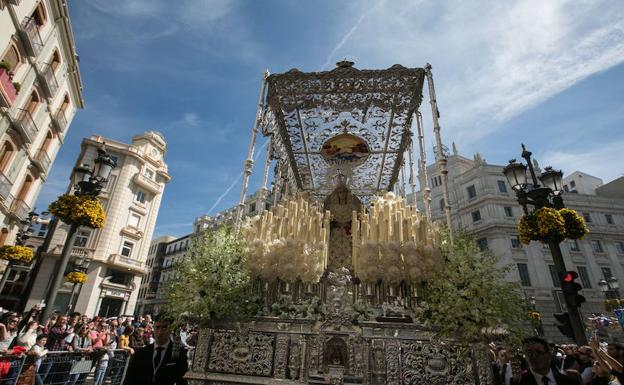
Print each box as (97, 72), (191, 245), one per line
(0, 228), (8, 246)
(26, 90), (40, 114)
(0, 140), (16, 174)
(32, 2), (47, 27)
(40, 130), (53, 153)
(1, 42), (22, 73)
(50, 49), (61, 71)
(17, 174), (33, 202)
(60, 94), (70, 113)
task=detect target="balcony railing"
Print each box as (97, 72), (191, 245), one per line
(70, 247), (94, 259)
(133, 172), (161, 194)
(108, 254), (148, 275)
(12, 109), (38, 143)
(19, 17), (43, 57)
(33, 149), (51, 175)
(52, 110), (68, 133)
(0, 172), (12, 206)
(10, 198), (30, 220)
(0, 68), (17, 108)
(39, 64), (59, 98)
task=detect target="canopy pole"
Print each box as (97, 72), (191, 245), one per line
(236, 70), (269, 231)
(425, 63), (453, 244)
(272, 161), (282, 207)
(400, 154), (407, 197)
(415, 111), (431, 220)
(258, 137), (273, 214)
(407, 139), (417, 209)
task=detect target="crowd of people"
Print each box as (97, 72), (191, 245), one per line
(492, 336), (624, 385)
(0, 305), (197, 385)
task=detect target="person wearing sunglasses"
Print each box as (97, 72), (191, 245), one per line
(512, 337), (581, 385)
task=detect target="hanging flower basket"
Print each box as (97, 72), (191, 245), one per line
(49, 194), (106, 228)
(518, 214), (539, 245)
(535, 207), (566, 242)
(559, 208), (589, 239)
(0, 245), (34, 263)
(527, 311), (541, 322)
(66, 271), (87, 284)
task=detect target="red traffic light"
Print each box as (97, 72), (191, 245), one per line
(564, 271), (579, 283)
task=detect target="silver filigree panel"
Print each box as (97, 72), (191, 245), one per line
(207, 331), (274, 377)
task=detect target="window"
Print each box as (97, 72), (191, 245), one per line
(477, 238), (488, 251)
(439, 198), (445, 211)
(549, 265), (561, 287)
(510, 236), (521, 249)
(471, 210), (481, 222)
(497, 180), (508, 193)
(0, 140), (16, 174)
(616, 241), (624, 254)
(109, 155), (119, 165)
(602, 267), (613, 279)
(504, 206), (513, 217)
(135, 190), (147, 204)
(569, 239), (580, 252)
(517, 263), (531, 287)
(104, 174), (117, 192)
(591, 240), (604, 253)
(466, 185), (477, 199)
(249, 202), (256, 213)
(32, 2), (48, 27)
(144, 168), (155, 179)
(73, 230), (90, 248)
(577, 266), (592, 289)
(121, 241), (134, 257)
(1, 43), (21, 73)
(570, 180), (576, 188)
(107, 269), (132, 285)
(563, 185), (569, 192)
(606, 214), (614, 225)
(583, 212), (592, 223)
(128, 213), (141, 228)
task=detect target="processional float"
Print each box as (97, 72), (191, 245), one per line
(187, 62), (490, 385)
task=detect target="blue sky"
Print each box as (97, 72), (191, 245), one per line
(36, 0), (624, 237)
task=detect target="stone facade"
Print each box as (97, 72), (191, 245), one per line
(24, 132), (170, 316)
(135, 234), (175, 315)
(0, 0), (82, 249)
(414, 150), (624, 343)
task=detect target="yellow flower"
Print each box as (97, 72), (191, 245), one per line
(49, 194), (106, 229)
(559, 208), (589, 240)
(66, 271), (87, 284)
(535, 207), (565, 243)
(0, 245), (34, 263)
(518, 214), (539, 244)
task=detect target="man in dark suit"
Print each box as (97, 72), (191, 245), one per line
(492, 346), (512, 385)
(512, 337), (581, 385)
(124, 314), (188, 385)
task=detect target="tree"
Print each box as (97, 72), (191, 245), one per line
(164, 225), (260, 325)
(417, 229), (529, 344)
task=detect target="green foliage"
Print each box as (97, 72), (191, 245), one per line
(416, 229), (529, 346)
(12, 82), (20, 93)
(164, 226), (260, 325)
(0, 61), (12, 72)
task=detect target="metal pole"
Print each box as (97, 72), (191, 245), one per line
(424, 64), (453, 243)
(41, 222), (79, 322)
(549, 239), (587, 345)
(236, 70), (269, 230)
(0, 261), (13, 296)
(415, 112), (431, 220)
(258, 137), (273, 214)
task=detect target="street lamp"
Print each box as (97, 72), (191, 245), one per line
(503, 144), (587, 345)
(41, 144), (115, 321)
(598, 278), (620, 300)
(0, 211), (42, 295)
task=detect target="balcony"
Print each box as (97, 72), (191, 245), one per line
(0, 173), (12, 207)
(38, 64), (59, 98)
(32, 149), (51, 175)
(19, 17), (43, 57)
(108, 254), (148, 275)
(11, 109), (38, 144)
(51, 110), (68, 133)
(70, 247), (94, 259)
(10, 198), (30, 220)
(133, 173), (161, 194)
(0, 69), (17, 108)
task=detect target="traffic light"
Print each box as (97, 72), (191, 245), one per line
(561, 271), (586, 307)
(554, 312), (574, 340)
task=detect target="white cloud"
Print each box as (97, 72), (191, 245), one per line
(541, 140), (624, 183)
(324, 0), (624, 146)
(183, 112), (200, 127)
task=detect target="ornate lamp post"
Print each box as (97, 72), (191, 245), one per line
(598, 277), (620, 300)
(503, 144), (587, 345)
(41, 145), (115, 321)
(0, 211), (41, 294)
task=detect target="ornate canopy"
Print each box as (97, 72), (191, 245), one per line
(263, 61), (426, 202)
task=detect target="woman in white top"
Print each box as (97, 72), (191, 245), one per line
(16, 321), (39, 350)
(30, 335), (48, 385)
